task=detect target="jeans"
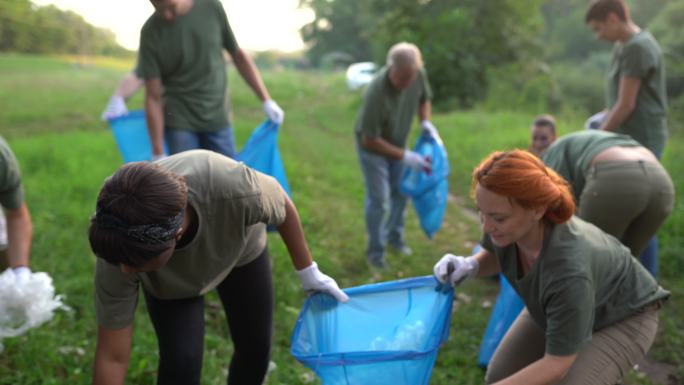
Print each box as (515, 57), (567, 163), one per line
(357, 144), (408, 265)
(165, 126), (237, 159)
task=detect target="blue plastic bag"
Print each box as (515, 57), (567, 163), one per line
(477, 273), (524, 368)
(107, 109), (168, 163)
(237, 120), (291, 196)
(400, 132), (450, 238)
(291, 276), (454, 385)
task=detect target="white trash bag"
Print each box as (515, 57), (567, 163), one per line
(0, 268), (69, 353)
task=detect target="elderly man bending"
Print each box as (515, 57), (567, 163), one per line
(354, 42), (439, 269)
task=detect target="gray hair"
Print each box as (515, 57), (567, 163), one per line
(386, 42), (423, 69)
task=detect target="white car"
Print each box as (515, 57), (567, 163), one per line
(346, 62), (378, 91)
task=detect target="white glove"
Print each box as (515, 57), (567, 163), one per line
(151, 153), (167, 162)
(585, 111), (606, 130)
(263, 99), (284, 125)
(402, 150), (431, 172)
(101, 95), (128, 121)
(421, 120), (439, 139)
(433, 254), (479, 287)
(12, 266), (31, 285)
(296, 262), (349, 302)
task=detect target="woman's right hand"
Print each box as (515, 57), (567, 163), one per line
(433, 254), (479, 287)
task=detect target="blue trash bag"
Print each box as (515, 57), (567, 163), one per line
(237, 120), (291, 196)
(400, 132), (450, 239)
(412, 178), (448, 239)
(477, 272), (524, 368)
(291, 276), (454, 385)
(107, 109), (168, 163)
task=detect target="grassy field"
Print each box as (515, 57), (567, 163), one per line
(0, 54), (681, 385)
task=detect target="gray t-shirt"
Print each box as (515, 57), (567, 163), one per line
(0, 136), (23, 210)
(354, 66), (433, 148)
(482, 216), (669, 356)
(607, 30), (667, 155)
(137, 0), (238, 132)
(542, 130), (639, 200)
(95, 150), (287, 329)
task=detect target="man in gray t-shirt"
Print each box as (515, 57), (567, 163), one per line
(354, 42), (437, 268)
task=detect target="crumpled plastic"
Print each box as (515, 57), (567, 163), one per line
(0, 268), (69, 353)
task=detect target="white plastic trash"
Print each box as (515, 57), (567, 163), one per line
(0, 268), (69, 353)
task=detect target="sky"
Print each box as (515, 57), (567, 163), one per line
(29, 0), (315, 52)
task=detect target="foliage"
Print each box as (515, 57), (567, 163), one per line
(301, 0), (546, 108)
(0, 0), (130, 57)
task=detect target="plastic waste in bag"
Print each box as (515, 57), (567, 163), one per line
(107, 109), (168, 163)
(400, 132), (450, 238)
(237, 120), (291, 197)
(291, 276), (454, 385)
(0, 268), (70, 353)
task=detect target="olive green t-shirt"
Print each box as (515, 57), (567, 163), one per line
(137, 0), (238, 132)
(354, 66), (433, 148)
(481, 216), (669, 356)
(94, 150), (287, 329)
(542, 130), (639, 200)
(0, 136), (23, 210)
(607, 31), (667, 155)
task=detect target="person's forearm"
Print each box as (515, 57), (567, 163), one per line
(277, 197), (313, 270)
(418, 100), (432, 122)
(6, 204), (32, 268)
(361, 136), (404, 160)
(600, 103), (633, 132)
(233, 49), (271, 102)
(93, 358), (128, 385)
(492, 354), (574, 385)
(473, 248), (499, 277)
(115, 73), (144, 100)
(93, 326), (133, 385)
(144, 94), (165, 156)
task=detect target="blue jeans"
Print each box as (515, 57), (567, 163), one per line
(640, 148), (663, 278)
(357, 144), (408, 265)
(165, 126), (237, 159)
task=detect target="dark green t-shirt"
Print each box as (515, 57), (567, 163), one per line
(482, 216), (669, 356)
(94, 150), (287, 329)
(542, 130), (639, 200)
(0, 136), (23, 210)
(137, 0), (238, 132)
(607, 31), (667, 155)
(354, 66), (433, 148)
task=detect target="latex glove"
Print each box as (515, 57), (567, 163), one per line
(402, 150), (431, 172)
(585, 111), (606, 130)
(263, 99), (284, 125)
(101, 95), (128, 121)
(433, 254), (479, 287)
(151, 153), (167, 162)
(296, 262), (349, 302)
(421, 120), (439, 139)
(12, 266), (31, 285)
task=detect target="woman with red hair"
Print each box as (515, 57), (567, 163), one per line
(434, 149), (668, 385)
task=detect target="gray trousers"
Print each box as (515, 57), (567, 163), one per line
(578, 160), (674, 257)
(485, 304), (660, 384)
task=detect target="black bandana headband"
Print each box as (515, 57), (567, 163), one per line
(94, 203), (184, 245)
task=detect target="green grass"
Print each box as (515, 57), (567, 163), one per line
(0, 54), (681, 384)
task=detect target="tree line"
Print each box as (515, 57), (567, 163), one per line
(300, 0), (683, 113)
(0, 0), (130, 57)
